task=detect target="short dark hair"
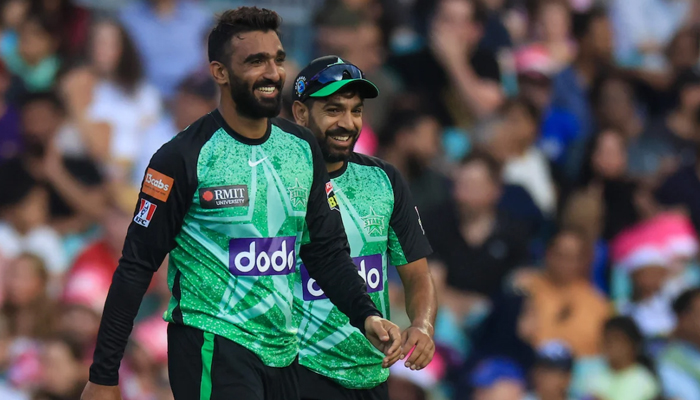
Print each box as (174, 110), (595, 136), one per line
(20, 91), (64, 114)
(459, 148), (502, 183)
(0, 159), (39, 211)
(502, 97), (541, 123)
(572, 6), (608, 42)
(673, 287), (700, 316)
(208, 7), (282, 64)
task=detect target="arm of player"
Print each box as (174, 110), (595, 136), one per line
(83, 139), (195, 397)
(383, 162), (436, 370)
(397, 258), (437, 370)
(299, 140), (401, 366)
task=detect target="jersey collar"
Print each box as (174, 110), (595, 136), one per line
(210, 109), (271, 145)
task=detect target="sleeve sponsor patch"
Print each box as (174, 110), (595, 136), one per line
(134, 199), (157, 227)
(142, 168), (174, 202)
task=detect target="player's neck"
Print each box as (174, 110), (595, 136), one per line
(217, 104), (268, 140)
(326, 161), (344, 174)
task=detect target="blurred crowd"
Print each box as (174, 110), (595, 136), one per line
(4, 0), (700, 399)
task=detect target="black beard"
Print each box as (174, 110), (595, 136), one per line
(227, 67), (282, 119)
(309, 118), (359, 163)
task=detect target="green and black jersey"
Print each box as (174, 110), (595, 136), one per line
(89, 110), (380, 385)
(294, 152), (432, 389)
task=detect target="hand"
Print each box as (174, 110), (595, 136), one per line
(400, 325), (435, 370)
(364, 316), (402, 368)
(430, 25), (470, 70)
(60, 67), (95, 115)
(81, 382), (122, 400)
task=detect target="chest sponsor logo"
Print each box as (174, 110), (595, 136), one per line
(325, 181), (339, 211)
(300, 254), (383, 301)
(133, 199), (157, 227)
(229, 237), (296, 276)
(142, 168), (174, 202)
(199, 185), (249, 209)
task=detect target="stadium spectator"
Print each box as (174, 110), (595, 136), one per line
(655, 139), (700, 234)
(658, 287), (700, 400)
(119, 0), (211, 99)
(0, 160), (66, 275)
(27, 0), (90, 57)
(19, 92), (105, 231)
(33, 335), (88, 400)
(516, 229), (610, 357)
(529, 0), (575, 70)
(577, 129), (640, 240)
(378, 108), (448, 213)
(0, 59), (21, 161)
(584, 316), (660, 400)
(470, 357), (527, 400)
(388, 0), (504, 129)
(560, 187), (609, 293)
(424, 150), (529, 313)
(490, 98), (557, 216)
(2, 253), (54, 340)
(609, 0), (690, 72)
(552, 6), (613, 140)
(525, 341), (575, 400)
(0, 13), (61, 94)
(132, 71), (218, 186)
(80, 18), (162, 182)
(515, 46), (580, 171)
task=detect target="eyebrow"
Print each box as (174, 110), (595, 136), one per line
(243, 50), (286, 64)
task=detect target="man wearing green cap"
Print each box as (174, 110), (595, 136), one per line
(291, 56), (438, 399)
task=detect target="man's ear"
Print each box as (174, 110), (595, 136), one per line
(292, 100), (309, 127)
(209, 61), (228, 85)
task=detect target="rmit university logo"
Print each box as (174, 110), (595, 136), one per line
(229, 237), (296, 276)
(199, 185), (249, 209)
(300, 254), (383, 301)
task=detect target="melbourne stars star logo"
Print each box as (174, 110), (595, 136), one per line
(361, 207), (385, 236)
(288, 179), (307, 208)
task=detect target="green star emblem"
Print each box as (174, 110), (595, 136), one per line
(361, 207), (385, 236)
(288, 179), (307, 208)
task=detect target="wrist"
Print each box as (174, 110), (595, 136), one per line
(411, 320), (434, 337)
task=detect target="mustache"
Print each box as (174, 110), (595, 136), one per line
(253, 78), (282, 90)
(326, 127), (359, 137)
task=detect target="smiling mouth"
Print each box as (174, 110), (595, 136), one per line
(256, 86), (278, 94)
(330, 135), (352, 142)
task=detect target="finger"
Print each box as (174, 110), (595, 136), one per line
(413, 344), (435, 370)
(373, 320), (390, 342)
(382, 339), (403, 368)
(385, 325), (402, 356)
(405, 340), (427, 368)
(399, 330), (411, 358)
(401, 331), (418, 359)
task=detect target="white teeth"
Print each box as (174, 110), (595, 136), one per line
(331, 136), (350, 142)
(257, 87), (276, 93)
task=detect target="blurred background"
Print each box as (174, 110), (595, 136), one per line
(4, 0), (700, 399)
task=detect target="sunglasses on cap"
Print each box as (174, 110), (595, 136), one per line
(300, 63), (365, 101)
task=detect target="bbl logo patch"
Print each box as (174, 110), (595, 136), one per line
(295, 76), (307, 97)
(325, 181), (339, 211)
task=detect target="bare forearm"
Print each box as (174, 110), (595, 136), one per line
(401, 268), (437, 335)
(73, 113), (112, 160)
(446, 62), (503, 118)
(49, 167), (106, 220)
